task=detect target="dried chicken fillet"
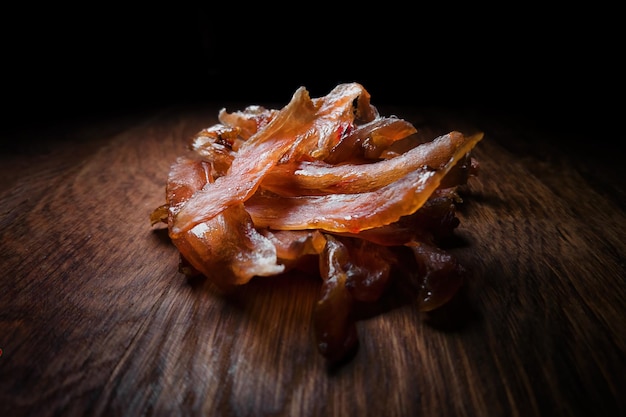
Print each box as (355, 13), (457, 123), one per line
(260, 131), (479, 196)
(151, 82), (483, 364)
(246, 132), (483, 233)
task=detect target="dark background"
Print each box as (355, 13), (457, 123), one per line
(1, 6), (621, 142)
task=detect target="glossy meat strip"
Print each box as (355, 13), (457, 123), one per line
(279, 82), (378, 162)
(314, 234), (397, 363)
(261, 131), (483, 196)
(323, 116), (417, 164)
(314, 235), (358, 363)
(166, 156), (214, 214)
(166, 156), (284, 289)
(246, 132), (481, 233)
(173, 205), (285, 289)
(335, 188), (463, 246)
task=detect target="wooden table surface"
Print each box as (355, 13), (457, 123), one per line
(1, 103), (624, 417)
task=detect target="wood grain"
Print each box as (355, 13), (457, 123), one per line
(1, 105), (624, 417)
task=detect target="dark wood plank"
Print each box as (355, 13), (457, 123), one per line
(1, 104), (624, 417)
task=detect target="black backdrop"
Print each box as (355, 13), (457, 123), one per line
(2, 6), (620, 142)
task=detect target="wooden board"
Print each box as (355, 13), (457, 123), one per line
(1, 104), (624, 417)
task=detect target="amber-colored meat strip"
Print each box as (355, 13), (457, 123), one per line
(173, 204), (285, 289)
(246, 132), (480, 233)
(261, 131), (483, 196)
(279, 83), (378, 162)
(314, 235), (359, 363)
(335, 188), (462, 246)
(166, 156), (284, 289)
(323, 116), (417, 164)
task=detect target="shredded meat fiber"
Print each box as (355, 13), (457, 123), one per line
(151, 83), (483, 364)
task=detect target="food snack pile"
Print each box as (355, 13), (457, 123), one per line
(151, 83), (483, 363)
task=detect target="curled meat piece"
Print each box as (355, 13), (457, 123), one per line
(189, 124), (240, 177)
(324, 116), (417, 164)
(165, 156), (285, 290)
(314, 235), (358, 363)
(217, 105), (279, 140)
(151, 82), (483, 364)
(173, 204), (285, 290)
(401, 241), (467, 312)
